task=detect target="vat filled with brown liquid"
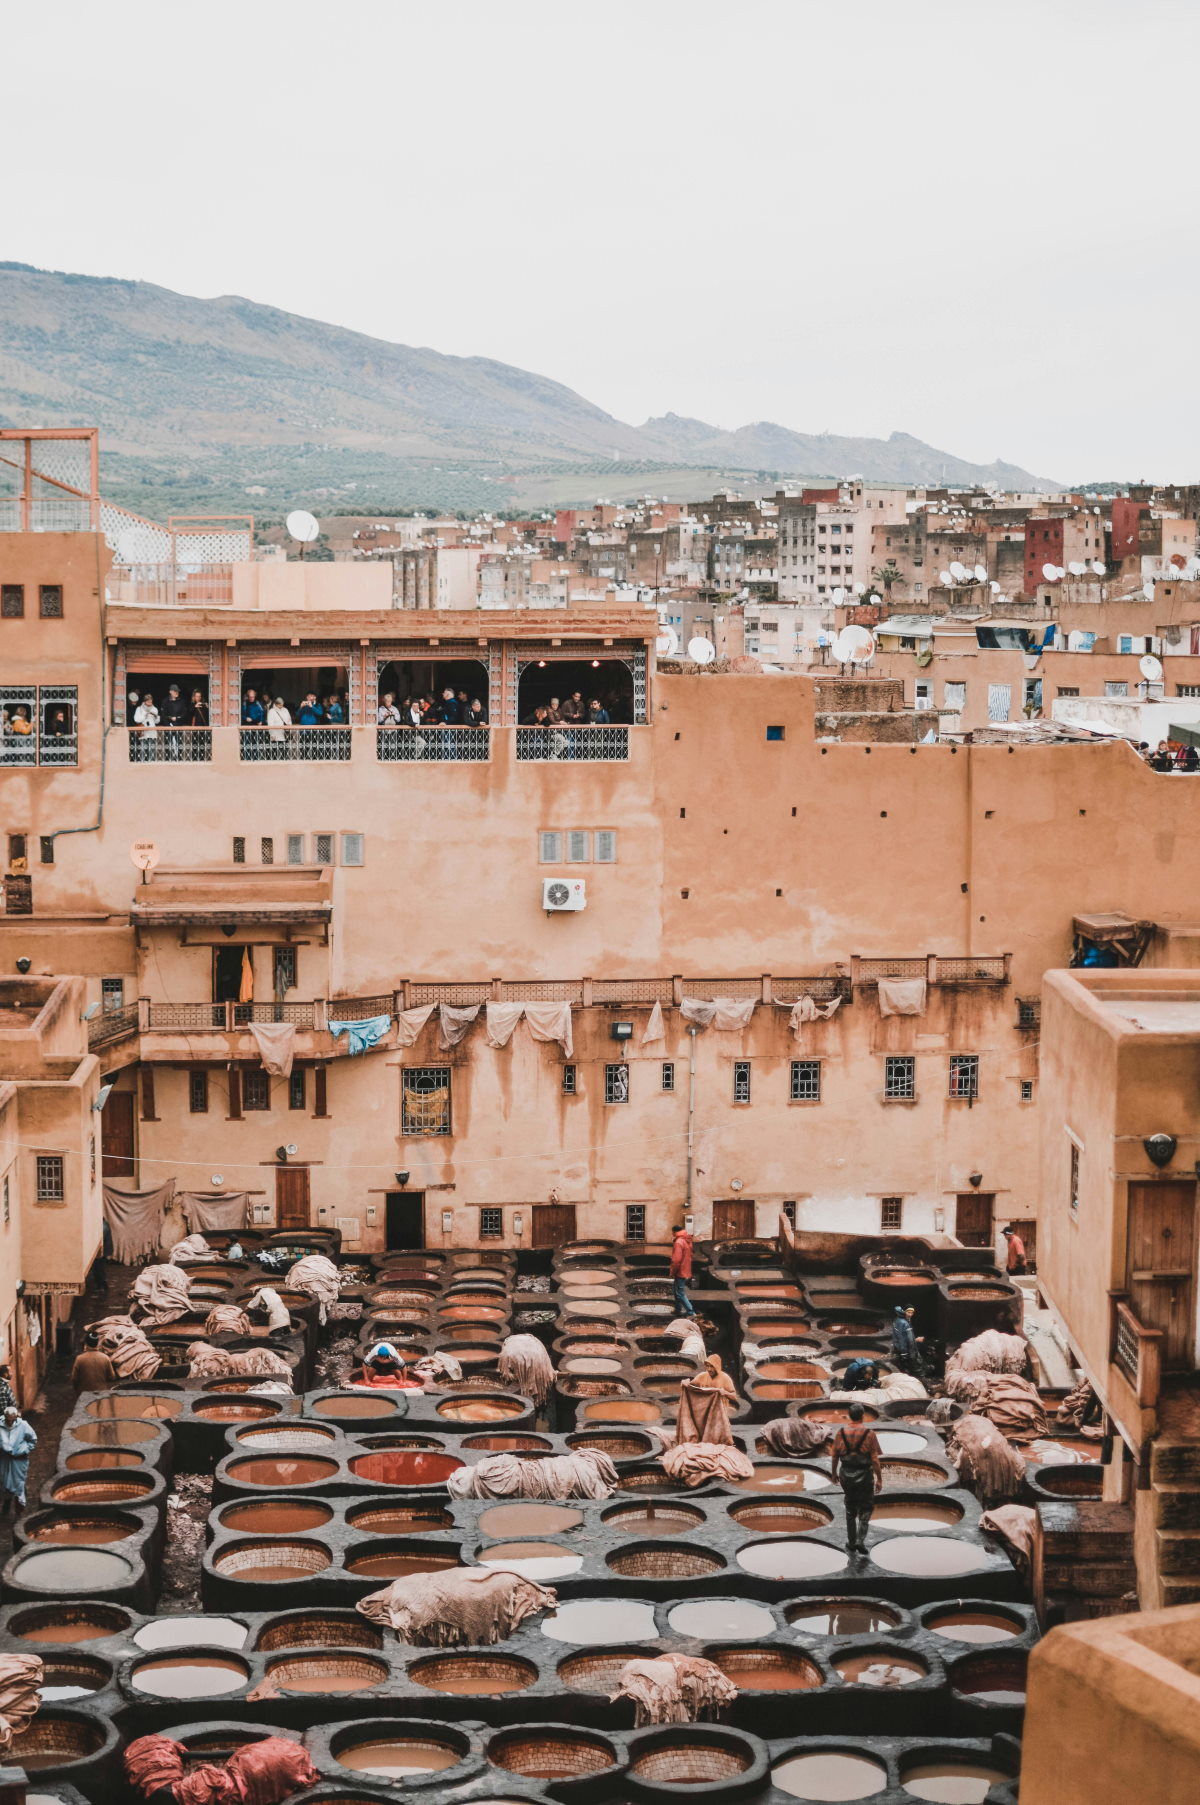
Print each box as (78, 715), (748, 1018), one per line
(710, 1646), (823, 1690)
(772, 1749), (888, 1799)
(754, 1360), (828, 1382)
(436, 1396), (523, 1422)
(731, 1464), (832, 1493)
(217, 1500), (333, 1534)
(870, 1499), (963, 1532)
(226, 1455), (340, 1489)
(667, 1598), (776, 1640)
(479, 1541), (584, 1580)
(348, 1449), (463, 1486)
(729, 1500), (834, 1534)
(63, 1449), (146, 1470)
(213, 1540), (332, 1584)
(949, 1651), (1027, 1705)
(130, 1653), (250, 1698)
(924, 1607), (1023, 1644)
(48, 1474), (156, 1505)
(194, 1400), (281, 1424)
(312, 1394), (400, 1420)
(335, 1735), (464, 1779)
(24, 1514), (139, 1546)
(900, 1760), (1009, 1801)
(409, 1652), (537, 1695)
(438, 1304), (508, 1322)
(461, 1433), (551, 1453)
(786, 1599), (903, 1636)
(10, 1604), (133, 1643)
(346, 1503), (454, 1534)
(488, 1728), (616, 1780)
(834, 1652), (928, 1687)
(478, 1502), (583, 1537)
(580, 1398), (661, 1423)
(262, 1651), (389, 1693)
(606, 1542), (724, 1580)
(752, 1380), (827, 1400)
(345, 1547), (460, 1580)
(85, 1394), (182, 1420)
(601, 1501), (704, 1536)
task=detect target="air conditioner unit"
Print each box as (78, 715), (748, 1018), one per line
(543, 877), (586, 913)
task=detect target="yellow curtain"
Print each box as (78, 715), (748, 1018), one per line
(403, 1083), (448, 1132)
(239, 947), (254, 1004)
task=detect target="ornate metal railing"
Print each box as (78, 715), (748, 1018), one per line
(327, 995), (394, 1021)
(239, 727), (351, 762)
(935, 956), (1008, 983)
(146, 1002), (228, 1030)
(377, 726), (489, 762)
(128, 729), (212, 763)
(37, 732), (79, 767)
(1110, 1291), (1163, 1408)
(144, 1000), (318, 1030)
(515, 725), (629, 762)
(232, 1001), (317, 1028)
(772, 976), (854, 1004)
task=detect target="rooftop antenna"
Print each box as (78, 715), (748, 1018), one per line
(286, 509), (320, 561)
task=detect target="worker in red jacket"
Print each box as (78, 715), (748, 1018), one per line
(669, 1222), (696, 1318)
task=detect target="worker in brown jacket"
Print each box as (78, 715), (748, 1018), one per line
(829, 1401), (883, 1554)
(71, 1330), (116, 1395)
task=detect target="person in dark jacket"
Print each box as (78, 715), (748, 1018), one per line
(829, 1402), (882, 1553)
(587, 699), (610, 724)
(891, 1305), (920, 1373)
(438, 687), (462, 724)
(188, 689), (209, 728)
(297, 693), (324, 725)
(241, 689), (265, 726)
(841, 1357), (879, 1391)
(467, 698), (488, 726)
(160, 684), (187, 726)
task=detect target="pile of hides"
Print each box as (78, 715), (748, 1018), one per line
(169, 1234), (212, 1264)
(663, 1317), (706, 1362)
(205, 1304), (253, 1339)
(93, 1315), (161, 1381)
(285, 1254), (340, 1323)
(980, 1503), (1038, 1577)
(926, 1397), (959, 1425)
(827, 1372), (928, 1412)
(948, 1329), (1029, 1378)
(102, 1178), (175, 1264)
(760, 1416), (829, 1456)
(246, 1286), (292, 1333)
(676, 1365), (737, 1446)
(248, 1381), (294, 1397)
(186, 1343), (291, 1383)
(1057, 1376), (1102, 1434)
(946, 1413), (1026, 1506)
(123, 1732), (317, 1805)
(131, 1263), (192, 1326)
(357, 1567), (556, 1645)
(611, 1653), (738, 1725)
(447, 1448), (617, 1501)
(949, 1372), (1047, 1442)
(0, 1652), (42, 1751)
(412, 1352), (463, 1384)
(661, 1440), (754, 1487)
(497, 1333), (554, 1404)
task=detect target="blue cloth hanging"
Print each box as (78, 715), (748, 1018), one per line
(327, 1014), (391, 1055)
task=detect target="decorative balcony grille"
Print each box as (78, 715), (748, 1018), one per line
(147, 1002), (227, 1030)
(327, 995), (394, 1021)
(377, 726), (490, 762)
(1114, 1308), (1139, 1388)
(857, 958), (927, 982)
(128, 729), (212, 763)
(935, 956), (1008, 983)
(772, 976), (853, 1004)
(501, 980), (584, 1003)
(88, 1004), (139, 1049)
(515, 725), (629, 762)
(232, 1002), (317, 1028)
(407, 982), (492, 1007)
(239, 727), (351, 762)
(682, 977), (762, 1000)
(590, 978), (674, 1003)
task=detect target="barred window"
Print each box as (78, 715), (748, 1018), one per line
(625, 1204), (646, 1242)
(539, 831), (562, 863)
(880, 1196), (904, 1231)
(562, 1064), (577, 1095)
(273, 946), (297, 993)
(243, 1069), (270, 1110)
(260, 837), (274, 865)
(595, 830), (617, 863)
(661, 1062), (675, 1092)
(313, 832), (334, 866)
(733, 1060), (751, 1104)
(403, 1066), (451, 1136)
(286, 834), (306, 866)
(189, 1070), (209, 1114)
(39, 836), (54, 864)
(39, 585), (64, 619)
(341, 832), (364, 867)
(1, 585), (24, 619)
(566, 830), (590, 863)
(480, 1207), (503, 1239)
(36, 1154), (64, 1201)
(1016, 997), (1038, 1028)
(232, 836), (246, 864)
(884, 1055), (916, 1100)
(2, 1174), (8, 1224)
(605, 1063), (630, 1104)
(1020, 1080), (1034, 1102)
(101, 978), (125, 1014)
(790, 1059), (821, 1102)
(289, 1069), (306, 1111)
(949, 1054), (979, 1099)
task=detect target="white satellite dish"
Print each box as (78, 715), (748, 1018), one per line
(1090, 560), (1106, 576)
(1068, 561), (1086, 577)
(973, 564), (988, 583)
(830, 586), (847, 604)
(1140, 654), (1164, 681)
(989, 580), (1001, 594)
(939, 570), (954, 587)
(950, 561), (967, 582)
(853, 581), (866, 595)
(1041, 563), (1058, 581)
(1142, 580), (1156, 601)
(656, 625), (679, 657)
(840, 625), (876, 665)
(687, 636), (716, 665)
(286, 509), (320, 544)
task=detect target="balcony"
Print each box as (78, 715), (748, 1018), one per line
(240, 726), (351, 762)
(853, 955), (1010, 986)
(145, 1001), (319, 1031)
(516, 725), (629, 762)
(1110, 1291), (1163, 1411)
(377, 726), (490, 762)
(128, 729), (212, 763)
(88, 1003), (139, 1050)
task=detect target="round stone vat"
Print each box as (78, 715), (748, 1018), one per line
(615, 1468), (685, 1494)
(255, 1613), (384, 1652)
(754, 1361), (828, 1383)
(7, 1546), (138, 1595)
(785, 1599), (904, 1635)
(899, 1753), (1010, 1801)
(606, 1541), (725, 1580)
(1031, 1465), (1103, 1498)
(215, 1499), (334, 1535)
(39, 1652), (112, 1701)
(874, 1430), (929, 1458)
(311, 1394), (403, 1423)
(462, 1433), (552, 1453)
(329, 1723), (471, 1781)
(708, 1645), (823, 1691)
(438, 1304), (508, 1323)
(444, 1291), (510, 1309)
(812, 1316), (888, 1338)
(601, 1501), (704, 1537)
(486, 1726), (617, 1781)
(668, 1598), (776, 1640)
(557, 1376), (630, 1399)
(8, 1603), (133, 1644)
(478, 1502), (583, 1538)
(728, 1500), (834, 1534)
(751, 1380), (826, 1402)
(923, 1605), (1025, 1645)
(47, 1472), (157, 1507)
(130, 1651), (251, 1700)
(948, 1650), (1027, 1706)
(193, 1400), (282, 1424)
(262, 1651), (389, 1694)
(871, 1536), (991, 1578)
(833, 1650), (928, 1687)
(542, 1598), (659, 1644)
(345, 1502), (454, 1535)
(212, 1539), (332, 1584)
(226, 1455), (340, 1490)
(344, 1541), (460, 1581)
(436, 1395), (524, 1422)
(737, 1540), (847, 1580)
(730, 1464), (832, 1493)
(629, 1726), (762, 1790)
(84, 1393), (182, 1421)
(63, 1449), (146, 1470)
(7, 1711), (113, 1781)
(234, 1423), (336, 1453)
(879, 1461), (949, 1490)
(868, 1497), (964, 1533)
(409, 1651), (539, 1696)
(563, 1356), (624, 1375)
(569, 1317), (625, 1335)
(478, 1542), (583, 1581)
(793, 1402), (879, 1425)
(134, 1618), (249, 1651)
(557, 1645), (646, 1694)
(348, 1449), (463, 1487)
(772, 1748), (888, 1800)
(747, 1318), (811, 1340)
(580, 1398), (661, 1424)
(567, 1430), (658, 1461)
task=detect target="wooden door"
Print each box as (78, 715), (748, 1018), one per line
(712, 1198), (756, 1241)
(275, 1165), (311, 1231)
(532, 1203), (576, 1249)
(1127, 1181), (1195, 1370)
(955, 1192), (994, 1248)
(386, 1192), (425, 1249)
(101, 1090), (135, 1178)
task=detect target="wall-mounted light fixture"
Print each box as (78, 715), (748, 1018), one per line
(1145, 1134), (1177, 1169)
(610, 1022), (633, 1042)
(395, 1171), (410, 1188)
(968, 1172), (983, 1188)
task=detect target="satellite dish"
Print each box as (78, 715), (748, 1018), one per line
(853, 581), (866, 595)
(989, 580), (1001, 594)
(130, 840), (160, 872)
(950, 561), (967, 582)
(687, 637), (716, 665)
(840, 625), (875, 665)
(656, 626), (679, 657)
(973, 564), (988, 583)
(939, 570), (954, 587)
(286, 509), (320, 544)
(1068, 561), (1086, 577)
(830, 586), (847, 604)
(1090, 560), (1106, 576)
(1140, 654), (1164, 681)
(1041, 563), (1059, 582)
(1142, 580), (1156, 601)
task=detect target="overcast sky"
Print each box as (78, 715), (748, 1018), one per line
(6, 0), (1196, 481)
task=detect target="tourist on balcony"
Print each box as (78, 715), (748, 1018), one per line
(560, 690), (585, 722)
(403, 697), (424, 727)
(437, 686), (463, 724)
(160, 684), (187, 758)
(188, 690), (209, 728)
(0, 1407), (36, 1514)
(241, 688), (265, 726)
(669, 1222), (696, 1318)
(267, 696), (291, 748)
(377, 693), (402, 726)
(44, 708), (71, 739)
(325, 692), (345, 723)
(588, 699), (610, 724)
(467, 697), (488, 726)
(546, 696), (563, 723)
(521, 703), (551, 727)
(829, 1401), (882, 1554)
(456, 688), (470, 718)
(297, 693), (324, 725)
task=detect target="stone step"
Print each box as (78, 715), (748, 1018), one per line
(1154, 1528), (1200, 1575)
(1160, 1575), (1200, 1608)
(1150, 1441), (1200, 1486)
(1154, 1484), (1200, 1530)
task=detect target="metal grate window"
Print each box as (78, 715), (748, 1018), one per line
(341, 832), (364, 867)
(790, 1059), (821, 1102)
(403, 1066), (451, 1136)
(188, 1071), (209, 1114)
(480, 1207), (503, 1239)
(539, 831), (562, 863)
(1, 585), (24, 618)
(243, 1069), (270, 1111)
(884, 1055), (916, 1100)
(39, 836), (54, 864)
(35, 1154), (64, 1201)
(562, 1064), (577, 1095)
(1020, 1080), (1034, 1102)
(1016, 997), (1039, 1029)
(625, 1204), (646, 1242)
(781, 1200), (797, 1225)
(566, 830), (590, 863)
(286, 834), (306, 865)
(260, 837), (274, 865)
(880, 1196), (904, 1231)
(313, 832), (334, 866)
(39, 585), (64, 619)
(661, 1062), (675, 1092)
(101, 978), (125, 1014)
(595, 830), (617, 863)
(288, 1069), (306, 1111)
(733, 1060), (752, 1104)
(605, 1063), (630, 1104)
(232, 836), (246, 864)
(949, 1054), (979, 1099)
(273, 947), (297, 994)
